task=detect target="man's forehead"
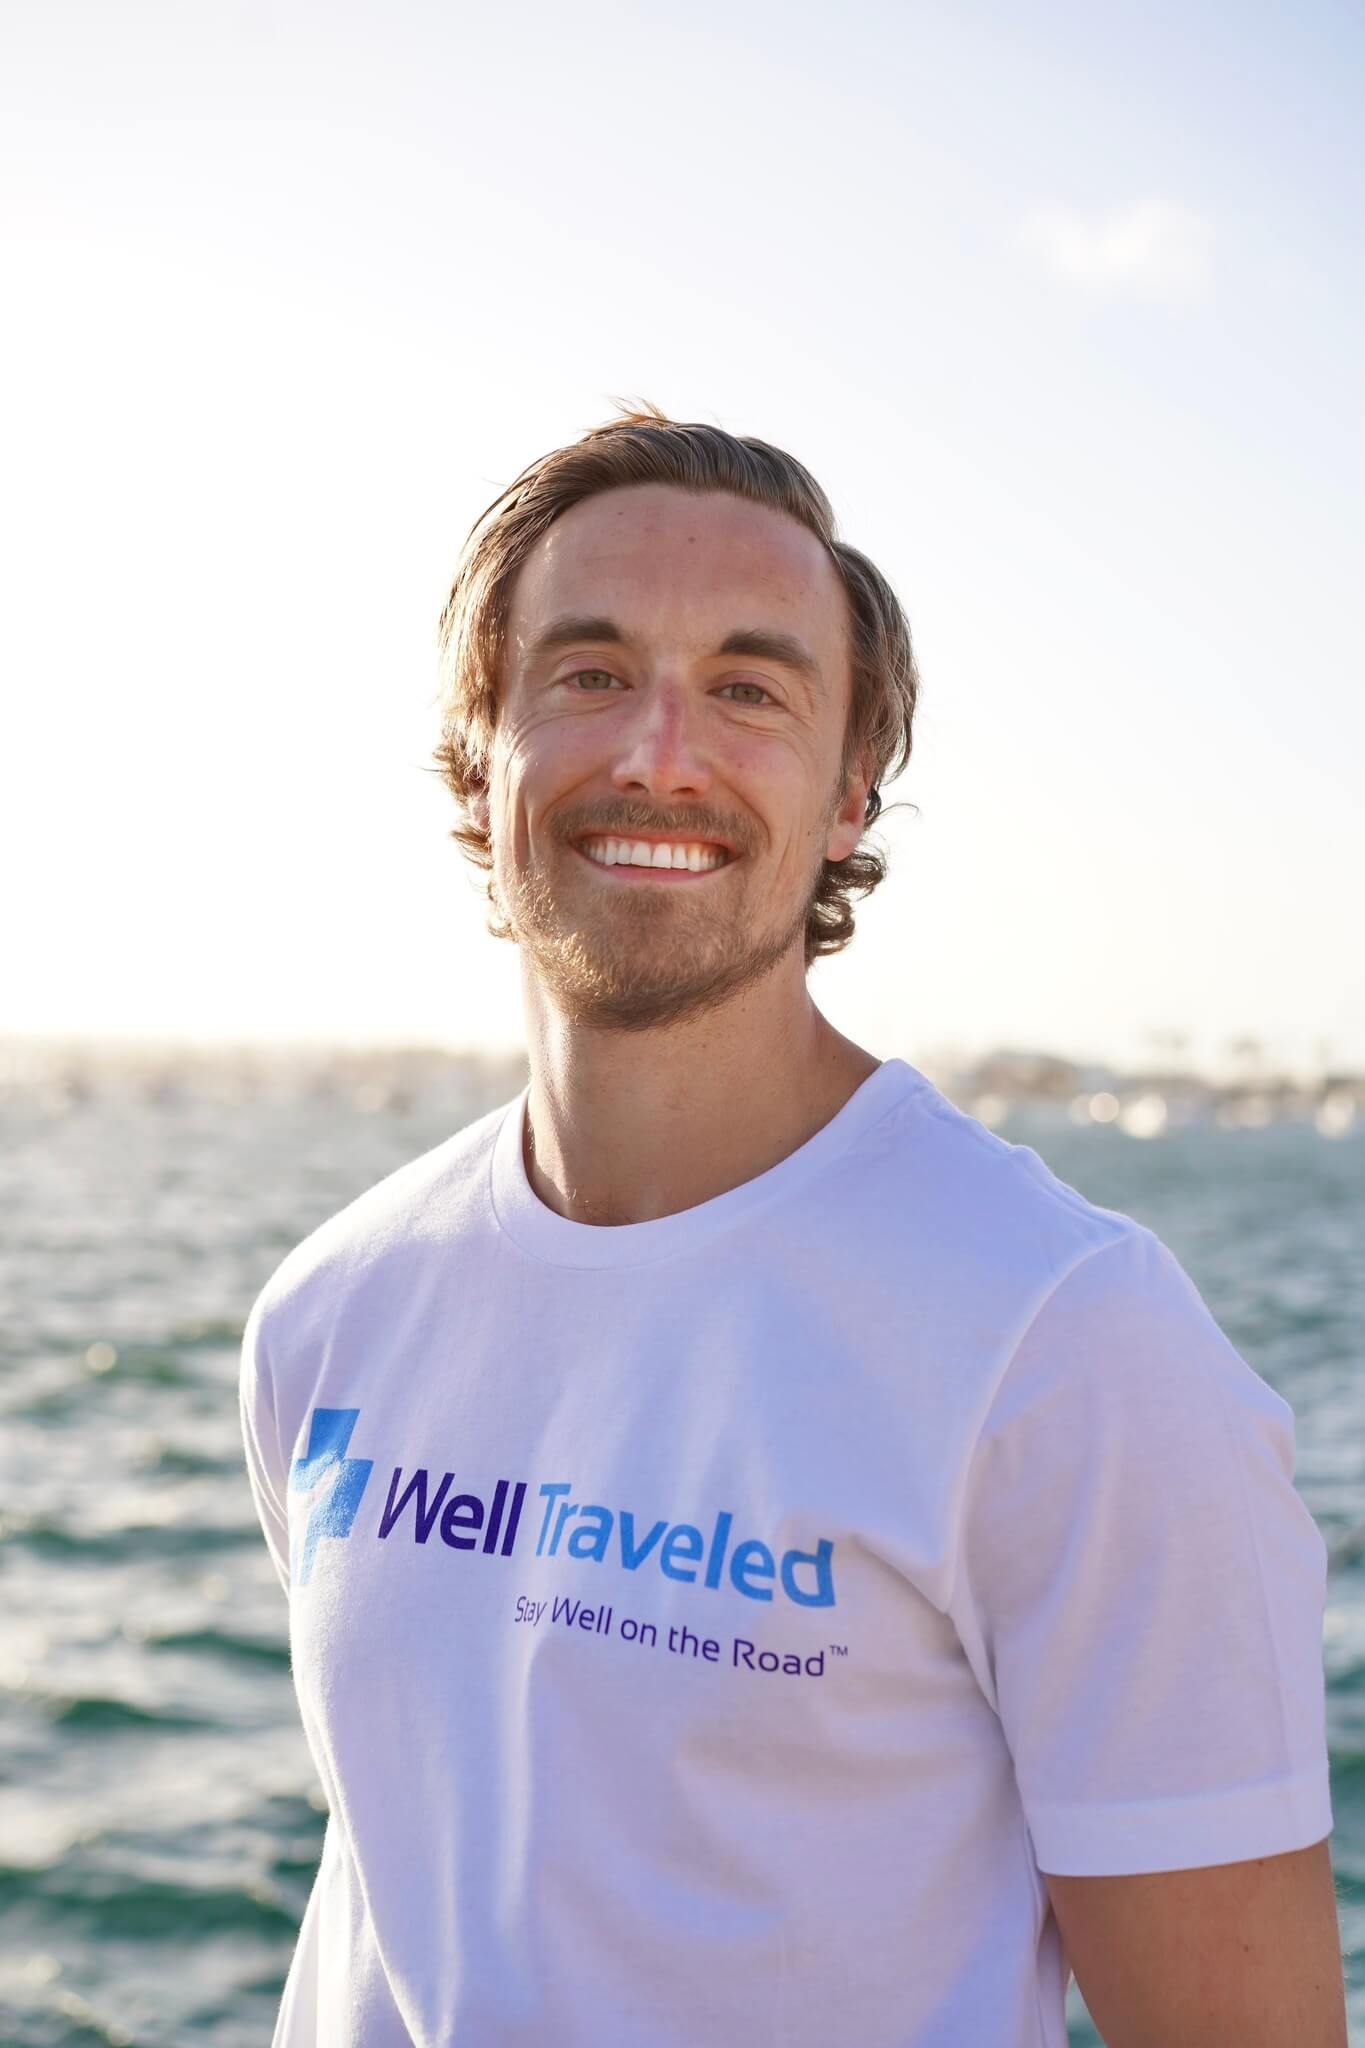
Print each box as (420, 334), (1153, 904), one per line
(509, 485), (845, 650)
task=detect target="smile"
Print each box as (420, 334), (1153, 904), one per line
(573, 835), (734, 879)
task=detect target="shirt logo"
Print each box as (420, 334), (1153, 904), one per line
(287, 1406), (836, 1607)
(289, 1407), (374, 1587)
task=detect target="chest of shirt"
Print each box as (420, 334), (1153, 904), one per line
(276, 1244), (1019, 1773)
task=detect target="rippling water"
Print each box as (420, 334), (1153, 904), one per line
(2, 1059), (1362, 2046)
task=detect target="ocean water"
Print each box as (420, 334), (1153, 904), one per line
(2, 1056), (1362, 2046)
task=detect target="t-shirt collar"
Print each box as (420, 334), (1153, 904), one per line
(489, 1056), (920, 1269)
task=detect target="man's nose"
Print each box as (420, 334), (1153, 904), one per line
(609, 680), (710, 799)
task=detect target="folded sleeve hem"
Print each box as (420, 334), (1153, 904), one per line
(1029, 1766), (1334, 1876)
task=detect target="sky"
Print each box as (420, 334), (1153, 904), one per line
(3, 0), (1361, 1078)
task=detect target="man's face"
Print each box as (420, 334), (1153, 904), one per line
(480, 482), (870, 1030)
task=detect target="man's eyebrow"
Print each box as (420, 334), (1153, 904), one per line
(525, 614), (823, 687)
(715, 627), (822, 687)
(525, 614), (627, 662)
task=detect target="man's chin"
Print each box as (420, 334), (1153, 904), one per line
(525, 921), (811, 1033)
(534, 950), (744, 1029)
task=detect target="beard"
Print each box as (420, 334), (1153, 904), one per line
(494, 804), (834, 1033)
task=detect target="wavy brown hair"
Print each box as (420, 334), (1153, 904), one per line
(431, 400), (921, 965)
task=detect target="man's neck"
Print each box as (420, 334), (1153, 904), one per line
(518, 961), (882, 1227)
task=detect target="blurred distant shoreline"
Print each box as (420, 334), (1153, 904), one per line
(1, 1036), (1359, 1138)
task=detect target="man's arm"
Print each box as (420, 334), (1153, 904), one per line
(1044, 1837), (1347, 2047)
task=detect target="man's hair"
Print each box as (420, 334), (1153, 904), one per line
(432, 400), (921, 964)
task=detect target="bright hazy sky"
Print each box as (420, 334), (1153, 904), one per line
(4, 0), (1361, 1076)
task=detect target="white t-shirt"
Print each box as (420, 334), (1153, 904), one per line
(238, 1057), (1332, 2048)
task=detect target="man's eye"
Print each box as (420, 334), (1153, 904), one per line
(563, 671), (771, 703)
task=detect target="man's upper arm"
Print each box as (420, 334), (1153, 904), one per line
(240, 1292), (293, 1597)
(1045, 1838), (1347, 2047)
(947, 1227), (1332, 1876)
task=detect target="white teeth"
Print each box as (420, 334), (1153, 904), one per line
(579, 837), (729, 871)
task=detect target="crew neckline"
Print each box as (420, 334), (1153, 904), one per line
(488, 1057), (922, 1269)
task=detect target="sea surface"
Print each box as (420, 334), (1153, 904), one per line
(2, 1053), (1362, 2046)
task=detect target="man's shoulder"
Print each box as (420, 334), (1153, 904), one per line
(883, 1067), (1139, 1290)
(247, 1093), (511, 1337)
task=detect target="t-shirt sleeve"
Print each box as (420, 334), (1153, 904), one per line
(239, 1292), (292, 1600)
(947, 1221), (1333, 1877)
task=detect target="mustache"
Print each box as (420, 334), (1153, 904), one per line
(552, 802), (751, 851)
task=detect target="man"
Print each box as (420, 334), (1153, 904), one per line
(240, 404), (1345, 2045)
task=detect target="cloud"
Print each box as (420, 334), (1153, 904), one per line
(1020, 199), (1213, 301)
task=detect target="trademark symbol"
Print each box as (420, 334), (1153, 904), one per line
(829, 1643), (848, 1657)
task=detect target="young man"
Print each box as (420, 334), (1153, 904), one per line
(240, 406), (1344, 2046)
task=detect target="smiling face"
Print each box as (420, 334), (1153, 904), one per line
(479, 482), (871, 1030)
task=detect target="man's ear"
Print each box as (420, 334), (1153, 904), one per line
(824, 755), (875, 865)
(465, 769), (491, 838)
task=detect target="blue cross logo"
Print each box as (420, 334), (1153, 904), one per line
(290, 1407), (374, 1587)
